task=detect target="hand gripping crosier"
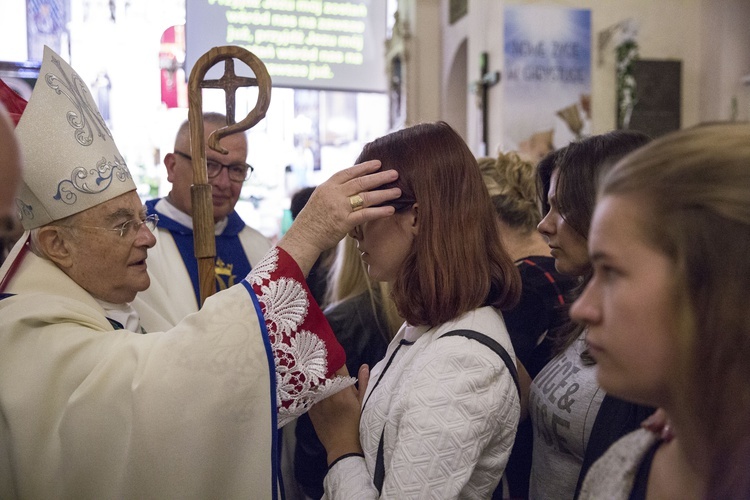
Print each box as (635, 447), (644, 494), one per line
(187, 46), (271, 306)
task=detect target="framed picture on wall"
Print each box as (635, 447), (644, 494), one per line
(618, 59), (681, 138)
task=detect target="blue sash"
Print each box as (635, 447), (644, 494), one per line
(146, 199), (252, 306)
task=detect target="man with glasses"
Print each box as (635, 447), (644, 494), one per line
(135, 112), (272, 331)
(0, 47), (401, 498)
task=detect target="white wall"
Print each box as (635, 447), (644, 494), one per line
(401, 0), (442, 125)
(698, 0), (750, 122)
(440, 0), (750, 155)
(442, 37), (468, 140)
(0, 0), (27, 62)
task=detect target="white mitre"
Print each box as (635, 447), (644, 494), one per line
(14, 46), (135, 230)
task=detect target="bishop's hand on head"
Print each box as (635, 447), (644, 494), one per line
(278, 160), (400, 276)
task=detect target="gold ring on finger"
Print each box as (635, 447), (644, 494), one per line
(349, 194), (365, 212)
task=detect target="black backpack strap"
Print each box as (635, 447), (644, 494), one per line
(372, 329), (519, 494)
(440, 329), (520, 397)
(373, 426), (386, 494)
(370, 340), (412, 494)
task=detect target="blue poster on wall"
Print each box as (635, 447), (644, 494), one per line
(503, 5), (591, 161)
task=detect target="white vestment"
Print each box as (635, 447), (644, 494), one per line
(0, 239), (351, 499)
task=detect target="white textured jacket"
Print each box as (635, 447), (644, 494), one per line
(324, 306), (520, 499)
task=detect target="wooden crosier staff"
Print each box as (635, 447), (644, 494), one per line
(187, 46), (272, 307)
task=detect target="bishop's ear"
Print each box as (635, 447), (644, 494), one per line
(35, 225), (75, 269)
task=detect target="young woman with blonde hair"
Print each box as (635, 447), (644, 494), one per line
(575, 123), (750, 499)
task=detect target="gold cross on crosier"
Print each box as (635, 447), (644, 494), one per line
(200, 58), (259, 124)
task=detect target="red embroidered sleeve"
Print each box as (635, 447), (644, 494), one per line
(245, 247), (354, 427)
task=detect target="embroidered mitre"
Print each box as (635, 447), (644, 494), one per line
(14, 46), (135, 230)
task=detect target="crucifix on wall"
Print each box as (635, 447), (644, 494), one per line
(472, 52), (500, 155)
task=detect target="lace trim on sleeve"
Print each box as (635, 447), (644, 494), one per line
(246, 248), (355, 427)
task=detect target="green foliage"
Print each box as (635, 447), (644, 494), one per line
(616, 39), (639, 128)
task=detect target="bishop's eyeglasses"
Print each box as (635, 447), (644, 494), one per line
(173, 150), (253, 183)
(61, 214), (159, 239)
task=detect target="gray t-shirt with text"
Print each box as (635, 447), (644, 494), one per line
(528, 334), (605, 500)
